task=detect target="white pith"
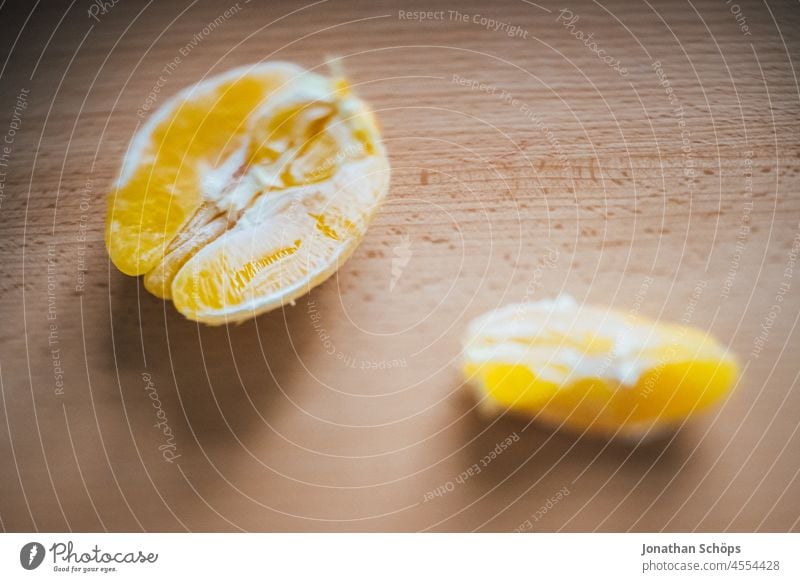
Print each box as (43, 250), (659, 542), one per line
(462, 295), (726, 387)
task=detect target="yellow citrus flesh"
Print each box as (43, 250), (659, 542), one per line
(462, 296), (738, 437)
(106, 62), (390, 323)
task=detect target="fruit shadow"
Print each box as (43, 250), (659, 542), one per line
(107, 272), (318, 449)
(453, 388), (689, 496)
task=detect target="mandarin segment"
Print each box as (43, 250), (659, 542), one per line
(462, 296), (738, 438)
(170, 156), (387, 323)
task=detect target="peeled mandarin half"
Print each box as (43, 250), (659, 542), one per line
(461, 296), (738, 438)
(106, 62), (390, 324)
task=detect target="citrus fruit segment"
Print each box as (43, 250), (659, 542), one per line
(170, 156), (386, 323)
(105, 62), (390, 323)
(461, 296), (738, 437)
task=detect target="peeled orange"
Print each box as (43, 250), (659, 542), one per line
(461, 296), (738, 438)
(106, 62), (390, 324)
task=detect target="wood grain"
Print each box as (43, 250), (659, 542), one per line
(0, 0), (798, 532)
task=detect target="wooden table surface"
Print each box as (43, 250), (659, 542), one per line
(1, 0), (799, 532)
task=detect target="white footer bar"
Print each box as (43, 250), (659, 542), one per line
(1, 533), (797, 580)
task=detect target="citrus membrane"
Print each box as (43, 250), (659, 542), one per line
(106, 62), (390, 324)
